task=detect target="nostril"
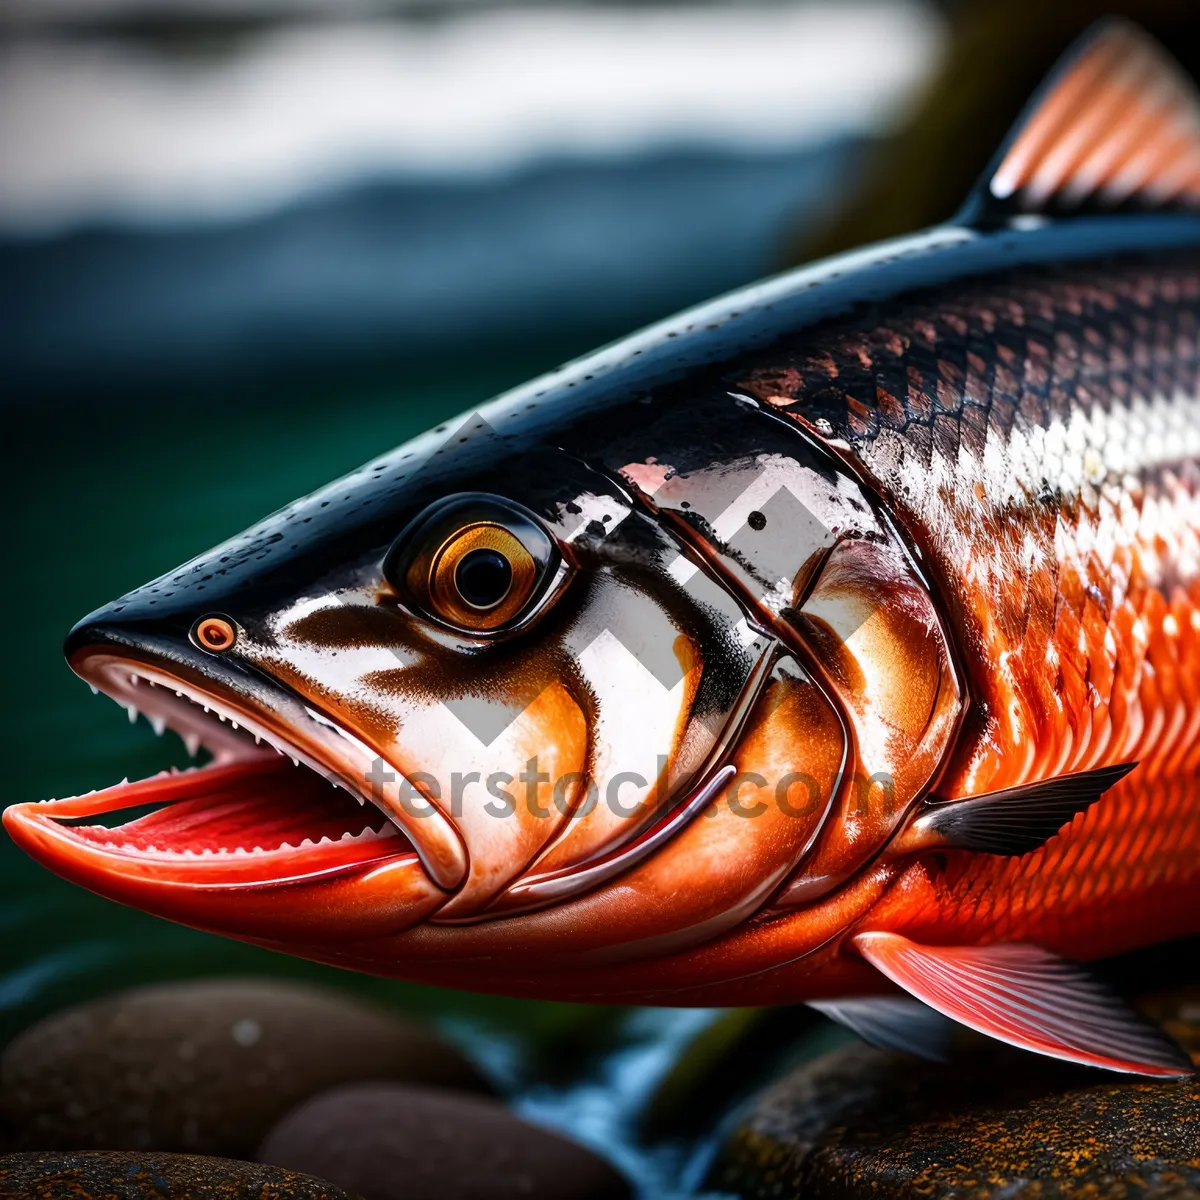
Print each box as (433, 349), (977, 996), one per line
(192, 615), (239, 654)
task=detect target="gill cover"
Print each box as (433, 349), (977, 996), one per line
(5, 18), (1198, 1088)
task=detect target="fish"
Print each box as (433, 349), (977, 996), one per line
(7, 20), (1200, 1077)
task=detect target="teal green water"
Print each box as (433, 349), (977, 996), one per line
(2, 351), (616, 1059)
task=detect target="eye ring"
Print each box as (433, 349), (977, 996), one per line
(384, 493), (561, 635)
(192, 615), (238, 653)
(427, 522), (537, 630)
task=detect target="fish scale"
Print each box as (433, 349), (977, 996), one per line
(761, 264), (1200, 956)
(875, 765), (1200, 960)
(744, 263), (1200, 791)
(8, 19), (1200, 1076)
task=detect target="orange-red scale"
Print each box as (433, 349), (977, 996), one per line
(750, 260), (1200, 970)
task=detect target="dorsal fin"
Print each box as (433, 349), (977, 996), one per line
(961, 20), (1200, 225)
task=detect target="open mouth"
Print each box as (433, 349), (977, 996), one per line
(2, 655), (420, 891)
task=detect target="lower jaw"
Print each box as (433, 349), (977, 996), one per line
(2, 754), (447, 939)
(4, 749), (891, 994)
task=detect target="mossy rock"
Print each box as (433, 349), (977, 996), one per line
(709, 988), (1200, 1200)
(0, 1150), (353, 1199)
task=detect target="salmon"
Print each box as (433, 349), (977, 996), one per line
(7, 21), (1200, 1076)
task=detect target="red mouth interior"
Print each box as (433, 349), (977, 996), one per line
(64, 757), (400, 859)
(3, 649), (423, 885)
(5, 755), (417, 887)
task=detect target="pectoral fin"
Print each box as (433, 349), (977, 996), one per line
(809, 997), (953, 1061)
(891, 762), (1137, 858)
(853, 932), (1193, 1078)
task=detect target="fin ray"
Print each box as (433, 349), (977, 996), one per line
(808, 997), (952, 1061)
(853, 932), (1193, 1077)
(962, 20), (1200, 222)
(896, 762), (1136, 857)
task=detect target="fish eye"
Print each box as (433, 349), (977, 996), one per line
(385, 494), (559, 634)
(430, 523), (535, 628)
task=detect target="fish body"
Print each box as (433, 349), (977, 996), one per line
(8, 22), (1200, 1074)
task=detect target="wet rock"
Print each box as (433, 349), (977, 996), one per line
(258, 1081), (630, 1200)
(1, 977), (489, 1159)
(0, 1150), (354, 1199)
(710, 988), (1200, 1200)
(640, 1006), (832, 1142)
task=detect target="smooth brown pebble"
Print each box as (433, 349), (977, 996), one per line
(0, 1150), (354, 1199)
(258, 1082), (630, 1200)
(709, 989), (1200, 1200)
(1, 977), (489, 1159)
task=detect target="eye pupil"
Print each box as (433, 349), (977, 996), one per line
(454, 548), (513, 610)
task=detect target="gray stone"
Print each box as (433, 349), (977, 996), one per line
(258, 1081), (630, 1200)
(1, 977), (489, 1159)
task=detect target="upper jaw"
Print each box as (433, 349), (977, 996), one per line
(16, 645), (468, 891)
(78, 651), (360, 783)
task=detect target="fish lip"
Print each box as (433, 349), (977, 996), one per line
(15, 644), (467, 890)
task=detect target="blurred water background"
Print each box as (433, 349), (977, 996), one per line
(1, 2), (946, 1192)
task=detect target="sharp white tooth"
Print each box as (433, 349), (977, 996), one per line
(126, 705), (139, 724)
(128, 674), (138, 687)
(150, 715), (166, 737)
(202, 705), (209, 713)
(89, 684), (99, 696)
(175, 690), (183, 697)
(183, 732), (201, 758)
(253, 734), (261, 745)
(230, 720), (238, 730)
(290, 756), (299, 767)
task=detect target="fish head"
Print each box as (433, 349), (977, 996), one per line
(3, 394), (823, 969)
(4, 370), (959, 999)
